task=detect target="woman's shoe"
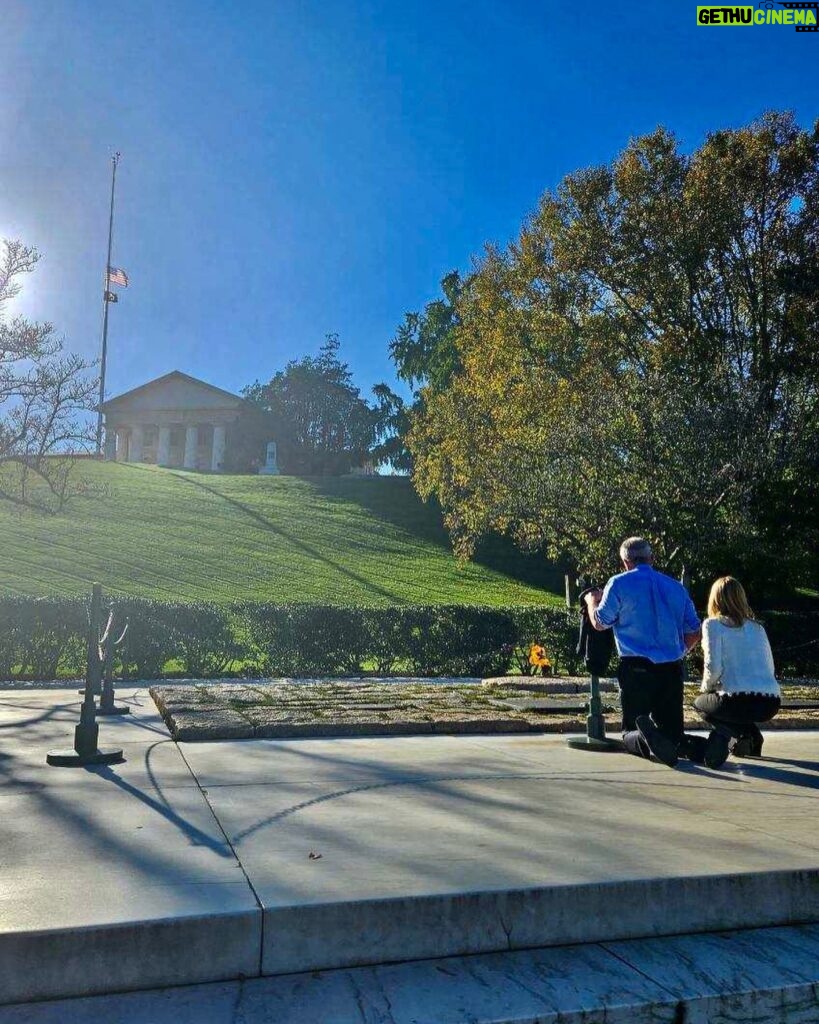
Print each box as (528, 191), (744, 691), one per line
(704, 729), (731, 768)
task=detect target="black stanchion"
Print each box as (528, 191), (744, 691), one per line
(567, 673), (623, 752)
(47, 583), (125, 767)
(97, 608), (130, 716)
(568, 585), (622, 752)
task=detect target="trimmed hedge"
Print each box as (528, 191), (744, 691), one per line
(0, 596), (815, 681)
(238, 603), (584, 679)
(0, 597), (581, 681)
(0, 597), (87, 680)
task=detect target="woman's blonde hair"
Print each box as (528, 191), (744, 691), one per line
(707, 576), (755, 626)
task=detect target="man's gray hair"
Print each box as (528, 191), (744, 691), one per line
(620, 536), (653, 563)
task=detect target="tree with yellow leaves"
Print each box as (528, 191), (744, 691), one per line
(405, 113), (819, 588)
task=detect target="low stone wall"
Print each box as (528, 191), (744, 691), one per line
(150, 676), (819, 742)
(482, 676), (619, 693)
(150, 678), (603, 741)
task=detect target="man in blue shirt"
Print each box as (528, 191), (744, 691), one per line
(584, 536), (702, 766)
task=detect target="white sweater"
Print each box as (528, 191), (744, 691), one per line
(700, 617), (780, 696)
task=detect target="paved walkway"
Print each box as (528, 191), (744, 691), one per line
(4, 689), (819, 1012)
(0, 688), (259, 1003)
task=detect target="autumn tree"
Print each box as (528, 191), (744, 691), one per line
(408, 113), (819, 588)
(384, 271), (469, 474)
(390, 270), (465, 396)
(243, 333), (405, 474)
(0, 240), (96, 509)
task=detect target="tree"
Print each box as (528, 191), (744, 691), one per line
(243, 333), (405, 475)
(386, 271), (468, 474)
(221, 403), (276, 474)
(390, 270), (465, 396)
(370, 382), (412, 472)
(0, 240), (96, 509)
(408, 113), (819, 589)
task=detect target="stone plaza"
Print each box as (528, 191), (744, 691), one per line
(4, 686), (819, 1021)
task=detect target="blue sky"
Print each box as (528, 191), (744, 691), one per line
(1, 0), (816, 404)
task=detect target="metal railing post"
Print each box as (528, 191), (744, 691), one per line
(97, 607), (130, 716)
(47, 584), (125, 767)
(567, 672), (622, 752)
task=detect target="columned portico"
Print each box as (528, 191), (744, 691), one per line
(115, 429), (128, 462)
(99, 371), (245, 474)
(211, 424), (227, 473)
(157, 426), (172, 467)
(183, 426), (198, 470)
(128, 424), (144, 463)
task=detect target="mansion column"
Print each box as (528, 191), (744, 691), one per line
(157, 426), (172, 467)
(211, 424), (226, 473)
(103, 429), (117, 461)
(183, 425), (198, 470)
(128, 424), (144, 463)
(115, 428), (128, 462)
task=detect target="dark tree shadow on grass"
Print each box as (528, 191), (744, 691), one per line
(169, 471), (399, 603)
(310, 476), (566, 596)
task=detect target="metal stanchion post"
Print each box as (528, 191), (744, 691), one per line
(47, 584), (124, 766)
(97, 609), (130, 716)
(567, 673), (623, 752)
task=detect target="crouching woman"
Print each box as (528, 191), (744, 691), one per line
(694, 576), (781, 767)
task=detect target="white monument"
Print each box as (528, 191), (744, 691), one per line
(259, 440), (280, 475)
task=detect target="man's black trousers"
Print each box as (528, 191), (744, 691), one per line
(618, 656), (685, 759)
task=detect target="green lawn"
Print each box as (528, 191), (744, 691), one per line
(0, 463), (562, 606)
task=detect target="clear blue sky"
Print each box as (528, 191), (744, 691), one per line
(1, 0), (816, 403)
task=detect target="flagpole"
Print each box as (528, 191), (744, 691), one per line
(95, 152), (120, 456)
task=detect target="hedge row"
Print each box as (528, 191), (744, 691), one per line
(1, 596), (815, 682)
(0, 597), (584, 681)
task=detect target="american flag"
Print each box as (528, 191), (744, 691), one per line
(108, 266), (129, 287)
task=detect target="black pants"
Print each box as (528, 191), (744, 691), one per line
(619, 657), (686, 758)
(694, 692), (781, 745)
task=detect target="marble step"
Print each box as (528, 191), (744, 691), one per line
(3, 922), (819, 1024)
(260, 867), (819, 975)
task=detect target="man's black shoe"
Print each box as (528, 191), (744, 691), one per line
(635, 715), (678, 768)
(704, 729), (731, 769)
(679, 733), (708, 764)
(733, 735), (762, 758)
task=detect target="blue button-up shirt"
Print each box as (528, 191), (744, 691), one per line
(595, 564), (701, 663)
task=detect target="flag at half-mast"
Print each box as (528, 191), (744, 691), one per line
(107, 266), (129, 287)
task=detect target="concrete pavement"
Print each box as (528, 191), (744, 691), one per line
(185, 728), (819, 974)
(0, 689), (259, 1003)
(4, 688), (819, 1007)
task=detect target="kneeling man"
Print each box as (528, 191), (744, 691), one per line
(585, 537), (701, 767)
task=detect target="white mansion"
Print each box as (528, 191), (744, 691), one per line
(100, 371), (245, 473)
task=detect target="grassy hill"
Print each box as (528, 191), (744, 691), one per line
(0, 463), (562, 606)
